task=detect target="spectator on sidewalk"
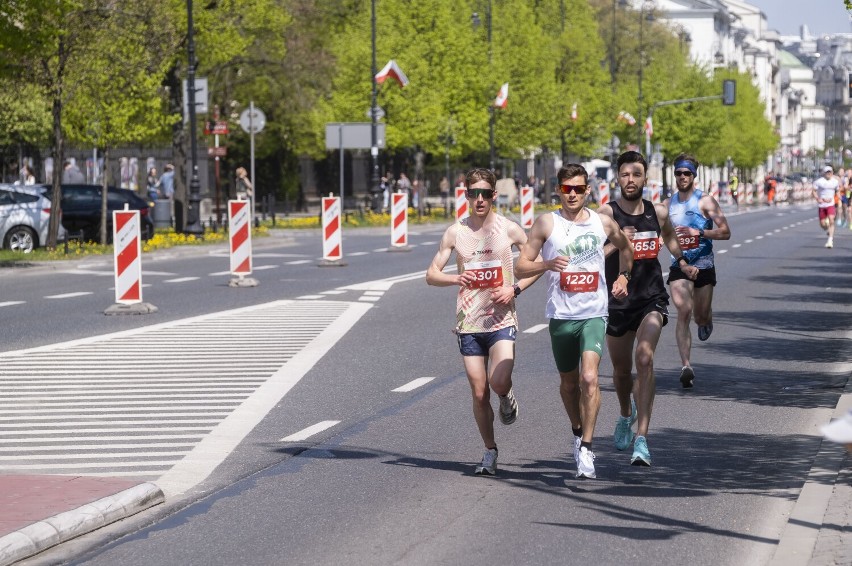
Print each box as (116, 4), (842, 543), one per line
(159, 164), (175, 199)
(146, 167), (160, 200)
(62, 160), (85, 184)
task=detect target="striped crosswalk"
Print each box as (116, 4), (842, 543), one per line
(0, 300), (371, 496)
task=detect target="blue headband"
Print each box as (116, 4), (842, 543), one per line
(674, 161), (697, 175)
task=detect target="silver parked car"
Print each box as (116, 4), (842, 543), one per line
(0, 184), (65, 253)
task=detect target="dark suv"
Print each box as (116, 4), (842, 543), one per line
(39, 184), (155, 242)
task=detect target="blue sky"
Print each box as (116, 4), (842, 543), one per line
(747, 0), (851, 36)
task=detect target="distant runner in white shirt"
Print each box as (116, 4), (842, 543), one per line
(813, 165), (839, 248)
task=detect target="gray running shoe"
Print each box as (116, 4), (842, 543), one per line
(697, 322), (713, 341)
(680, 366), (695, 389)
(576, 447), (596, 479)
(475, 448), (497, 475)
(498, 389), (518, 425)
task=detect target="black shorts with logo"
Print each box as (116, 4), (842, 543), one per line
(606, 300), (669, 337)
(667, 266), (717, 288)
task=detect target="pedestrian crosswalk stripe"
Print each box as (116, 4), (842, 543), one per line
(0, 299), (371, 496)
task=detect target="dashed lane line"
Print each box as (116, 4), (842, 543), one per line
(165, 277), (200, 283)
(392, 377), (435, 392)
(280, 420), (341, 442)
(0, 301), (24, 308)
(524, 324), (549, 334)
(44, 292), (93, 299)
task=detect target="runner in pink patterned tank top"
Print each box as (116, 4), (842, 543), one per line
(427, 167), (541, 476)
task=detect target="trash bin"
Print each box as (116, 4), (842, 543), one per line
(153, 199), (172, 229)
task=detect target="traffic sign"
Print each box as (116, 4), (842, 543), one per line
(205, 121), (229, 135)
(207, 146), (227, 157)
(365, 106), (385, 120)
(240, 108), (266, 134)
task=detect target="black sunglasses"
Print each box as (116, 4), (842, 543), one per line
(466, 188), (495, 199)
(674, 170), (694, 177)
(559, 184), (587, 195)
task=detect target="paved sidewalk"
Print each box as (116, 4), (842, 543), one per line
(0, 475), (162, 565)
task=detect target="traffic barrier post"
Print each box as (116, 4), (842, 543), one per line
(320, 195), (347, 267)
(455, 187), (469, 222)
(389, 191), (411, 252)
(520, 186), (534, 229)
(104, 207), (157, 315)
(228, 198), (258, 287)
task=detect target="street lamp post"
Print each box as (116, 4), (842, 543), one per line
(473, 2), (495, 171)
(636, 2), (654, 149)
(184, 0), (203, 235)
(369, 0), (381, 212)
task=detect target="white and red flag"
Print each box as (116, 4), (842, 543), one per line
(617, 111), (637, 126)
(571, 102), (578, 121)
(644, 116), (653, 137)
(375, 60), (409, 88)
(493, 83), (509, 108)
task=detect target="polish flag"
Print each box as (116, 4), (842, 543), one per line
(644, 116), (653, 137)
(571, 102), (578, 121)
(493, 83), (509, 108)
(375, 60), (409, 88)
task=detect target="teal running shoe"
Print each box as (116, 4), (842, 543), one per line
(631, 435), (651, 466)
(613, 397), (637, 451)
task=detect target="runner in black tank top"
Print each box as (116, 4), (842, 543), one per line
(605, 199), (667, 310)
(599, 151), (698, 468)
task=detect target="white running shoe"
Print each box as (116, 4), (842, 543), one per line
(572, 435), (582, 466)
(576, 446), (596, 479)
(826, 238), (834, 248)
(475, 448), (497, 475)
(498, 389), (518, 425)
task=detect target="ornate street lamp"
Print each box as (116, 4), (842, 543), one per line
(184, 0), (203, 235)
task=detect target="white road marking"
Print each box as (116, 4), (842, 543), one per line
(0, 301), (25, 308)
(208, 270), (231, 276)
(717, 249), (728, 254)
(392, 377), (435, 392)
(286, 259), (312, 265)
(348, 252), (369, 256)
(745, 239), (753, 243)
(732, 244), (741, 248)
(358, 296), (381, 302)
(363, 291), (385, 296)
(45, 292), (93, 299)
(165, 277), (200, 283)
(0, 300), (371, 497)
(297, 295), (325, 300)
(281, 420), (341, 442)
(765, 232), (773, 236)
(421, 241), (437, 246)
(373, 248), (389, 252)
(524, 324), (549, 334)
(756, 235), (764, 240)
(253, 265), (278, 270)
(321, 290), (347, 295)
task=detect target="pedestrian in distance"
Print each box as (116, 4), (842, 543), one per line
(813, 165), (839, 248)
(598, 151), (698, 467)
(235, 167), (253, 200)
(159, 164), (175, 199)
(426, 167), (541, 476)
(146, 167), (160, 201)
(516, 163), (634, 479)
(663, 153), (731, 388)
(61, 160), (85, 184)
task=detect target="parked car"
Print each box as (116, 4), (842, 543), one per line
(36, 184), (155, 242)
(0, 184), (65, 253)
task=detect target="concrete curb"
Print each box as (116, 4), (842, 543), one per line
(770, 379), (852, 566)
(0, 482), (164, 566)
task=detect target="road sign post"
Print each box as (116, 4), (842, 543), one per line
(240, 103), (266, 221)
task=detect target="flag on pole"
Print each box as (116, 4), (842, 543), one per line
(617, 111), (636, 126)
(493, 83), (509, 108)
(375, 60), (409, 88)
(571, 102), (578, 121)
(644, 116), (653, 138)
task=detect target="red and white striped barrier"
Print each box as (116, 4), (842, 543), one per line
(646, 180), (662, 204)
(455, 186), (469, 221)
(322, 196), (342, 261)
(709, 182), (720, 200)
(390, 192), (408, 247)
(228, 199), (252, 275)
(112, 210), (142, 304)
(520, 186), (534, 229)
(598, 182), (609, 206)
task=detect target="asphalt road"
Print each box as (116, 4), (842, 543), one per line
(7, 202), (850, 566)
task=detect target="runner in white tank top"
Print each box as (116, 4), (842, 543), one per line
(517, 163), (633, 479)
